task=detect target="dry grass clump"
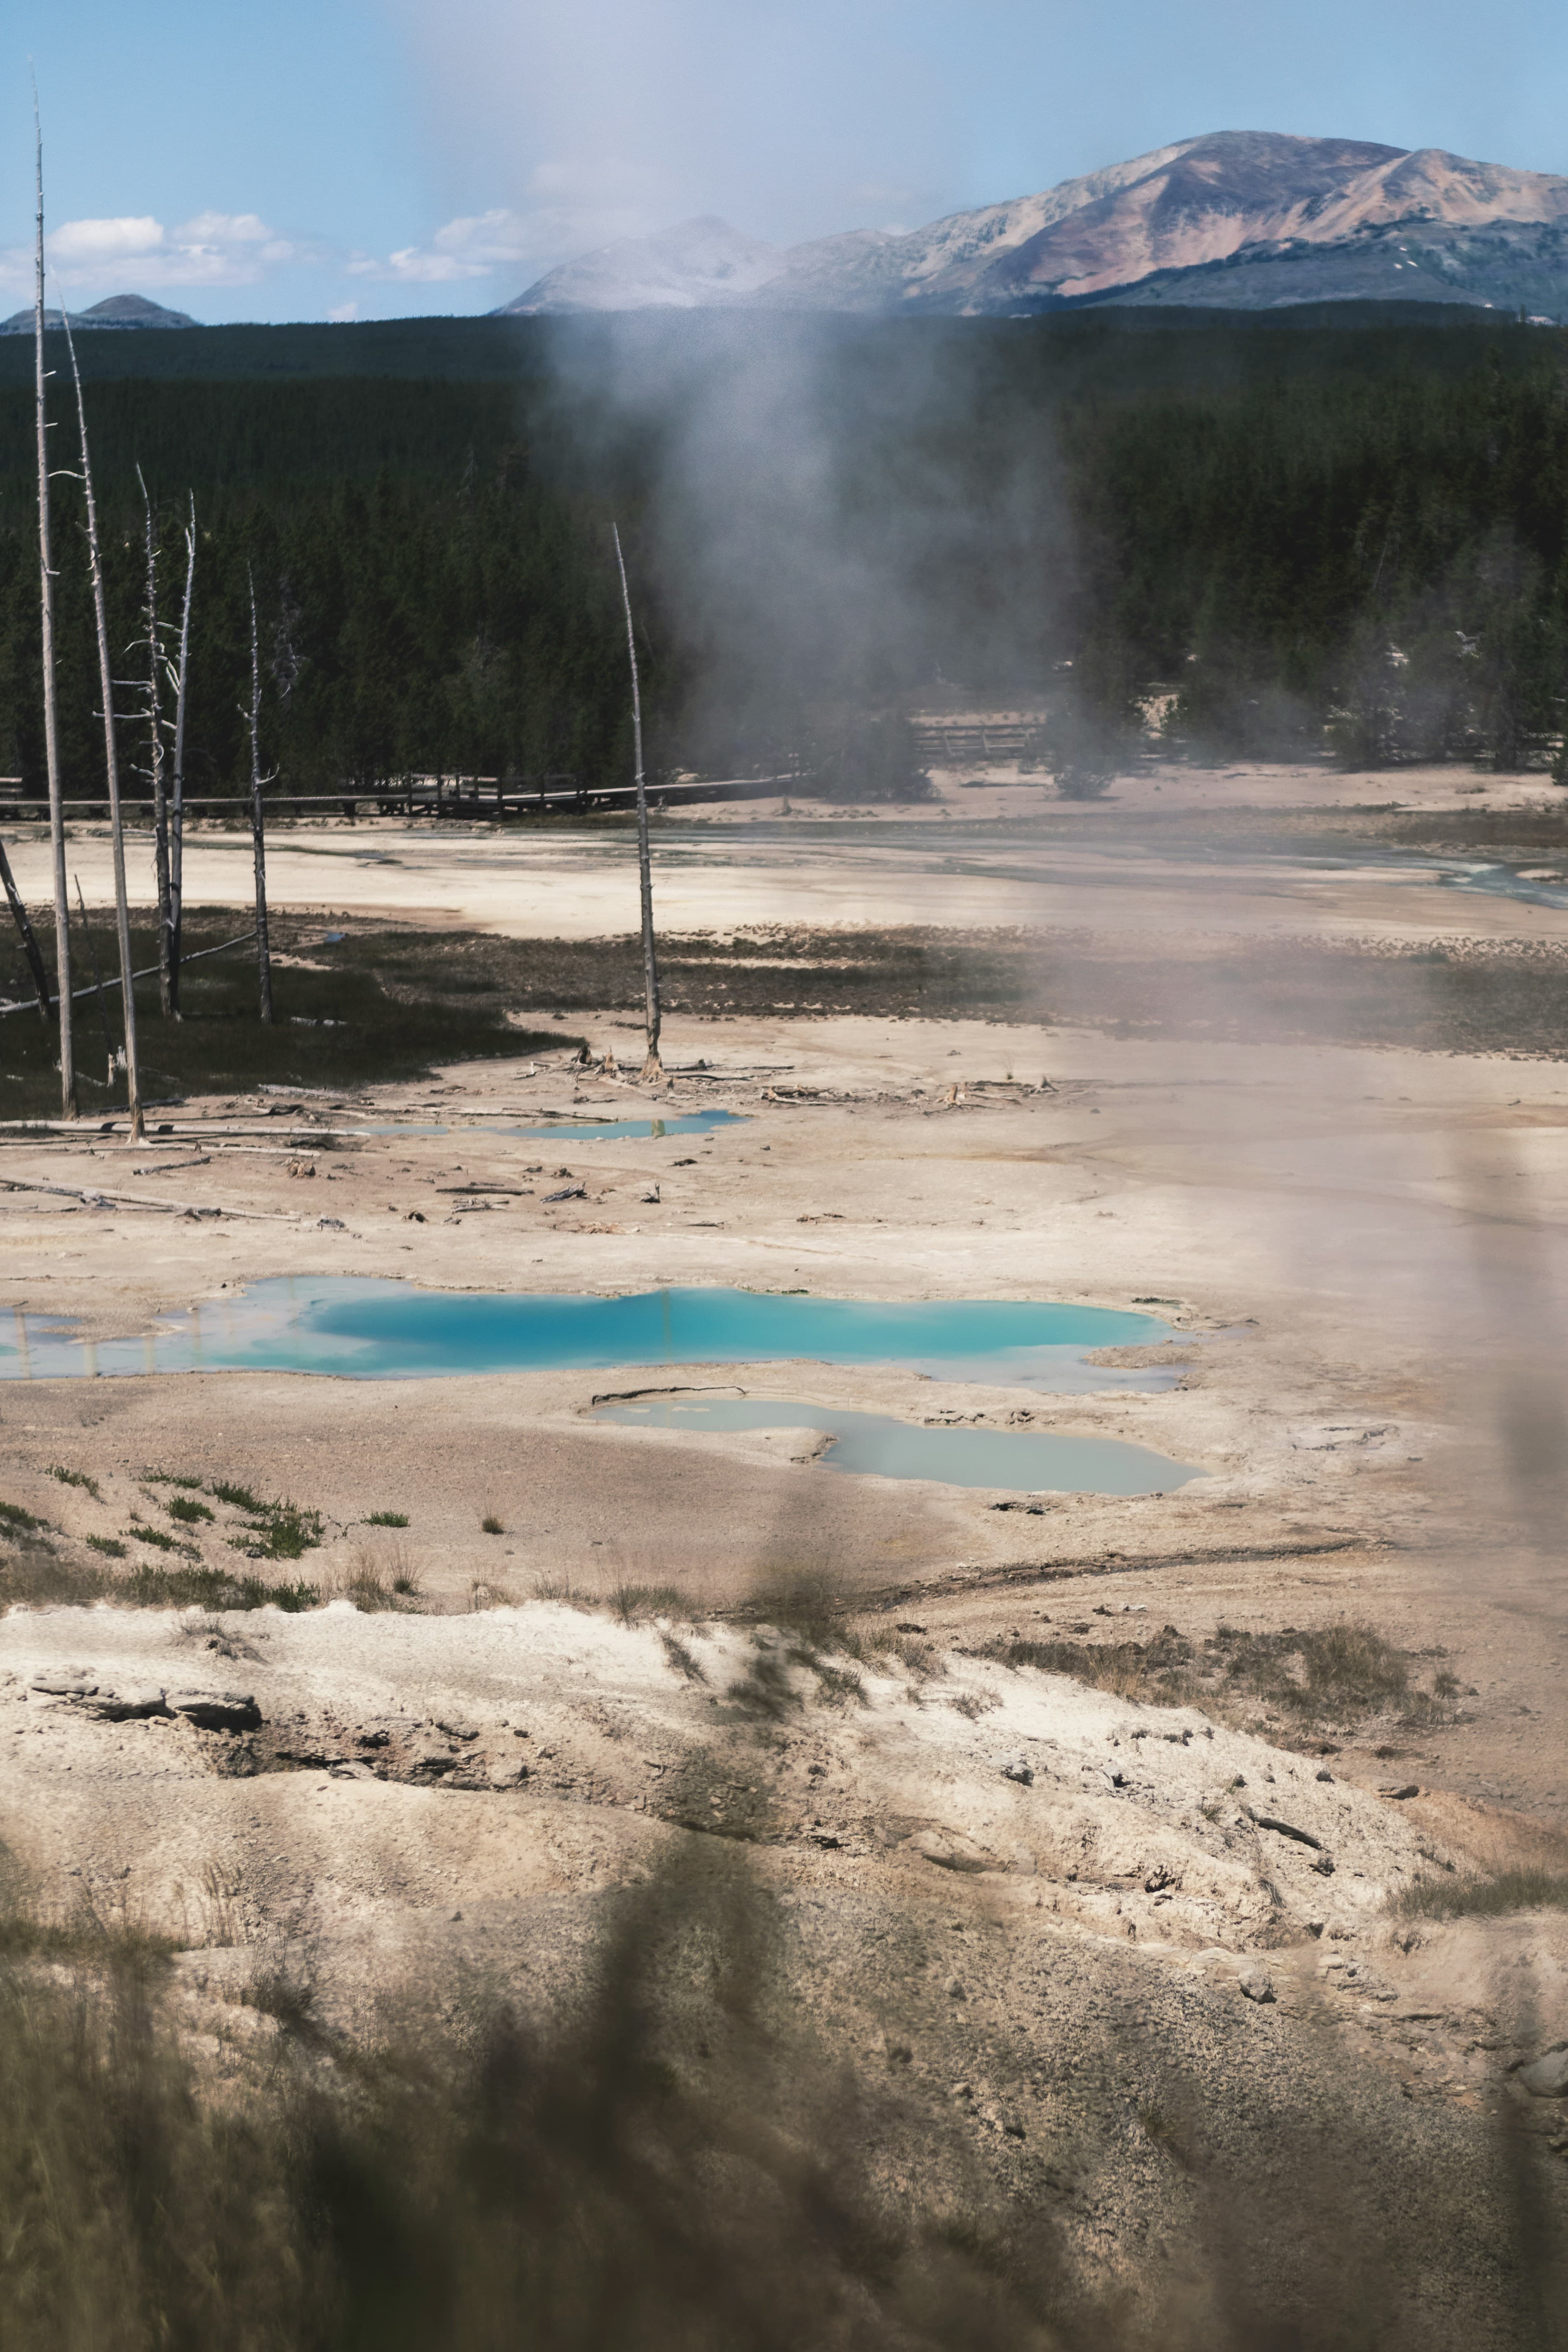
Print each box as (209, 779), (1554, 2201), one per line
(468, 1577), (513, 1611)
(1392, 1810), (1568, 1922)
(0, 1540), (113, 1609)
(990, 1619), (1453, 1740)
(321, 1542), (424, 1613)
(610, 1582), (687, 1625)
(1394, 1867), (1568, 1922)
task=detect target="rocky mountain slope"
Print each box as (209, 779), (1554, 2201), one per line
(499, 129), (1568, 319)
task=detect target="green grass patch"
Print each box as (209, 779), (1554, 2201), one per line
(47, 1467), (102, 1500)
(364, 1510), (410, 1527)
(141, 1470), (205, 1490)
(85, 1536), (128, 1559)
(167, 1495), (216, 1525)
(229, 1502), (323, 1561)
(124, 1563), (320, 1612)
(208, 1481), (264, 1511)
(0, 1500), (48, 1533)
(128, 1526), (200, 1557)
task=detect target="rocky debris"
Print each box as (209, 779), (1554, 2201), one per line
(167, 1690), (261, 1732)
(29, 1672), (172, 1721)
(909, 1827), (998, 1874)
(1519, 2046), (1568, 2098)
(1238, 1966), (1276, 2004)
(89, 1685), (171, 1721)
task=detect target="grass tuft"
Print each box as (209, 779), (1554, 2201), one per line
(531, 1573), (580, 1604)
(129, 1526), (201, 1557)
(1393, 1868), (1568, 1921)
(364, 1510), (410, 1528)
(611, 1582), (686, 1626)
(47, 1466), (102, 1500)
(168, 1495), (216, 1525)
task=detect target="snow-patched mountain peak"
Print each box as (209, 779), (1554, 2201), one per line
(494, 130), (1568, 319)
(498, 216), (784, 314)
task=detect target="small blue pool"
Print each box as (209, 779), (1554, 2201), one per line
(0, 1280), (1177, 1389)
(596, 1395), (1201, 1494)
(355, 1109), (746, 1143)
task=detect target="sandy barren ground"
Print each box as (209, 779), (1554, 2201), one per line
(2, 773), (1566, 2315)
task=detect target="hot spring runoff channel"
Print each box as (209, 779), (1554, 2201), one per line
(0, 1283), (1199, 1493)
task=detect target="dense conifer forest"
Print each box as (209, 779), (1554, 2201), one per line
(0, 305), (1565, 800)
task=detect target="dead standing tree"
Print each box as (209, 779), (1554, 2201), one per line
(244, 569), (274, 1024)
(612, 523), (662, 1080)
(33, 89), (74, 1115)
(135, 468), (174, 1014)
(60, 308), (144, 1138)
(168, 497), (195, 1012)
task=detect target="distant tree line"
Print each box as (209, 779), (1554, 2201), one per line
(0, 312), (1565, 800)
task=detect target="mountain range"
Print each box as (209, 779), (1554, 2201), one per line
(496, 130), (1568, 320)
(0, 293), (197, 335)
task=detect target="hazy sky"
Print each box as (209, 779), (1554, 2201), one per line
(4, 0), (1566, 322)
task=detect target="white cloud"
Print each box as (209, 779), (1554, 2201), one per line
(0, 208), (313, 301)
(49, 215), (164, 264)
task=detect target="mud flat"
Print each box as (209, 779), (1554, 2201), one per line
(2, 775), (1566, 2328)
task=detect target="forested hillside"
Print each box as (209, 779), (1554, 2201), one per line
(0, 306), (1564, 801)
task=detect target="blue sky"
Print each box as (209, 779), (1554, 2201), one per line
(5, 0), (1566, 323)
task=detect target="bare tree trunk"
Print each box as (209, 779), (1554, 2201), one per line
(612, 523), (662, 1080)
(137, 467), (173, 1016)
(74, 876), (116, 1079)
(246, 570), (273, 1024)
(33, 90), (74, 1117)
(0, 836), (52, 1022)
(60, 309), (144, 1139)
(169, 497), (195, 1013)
